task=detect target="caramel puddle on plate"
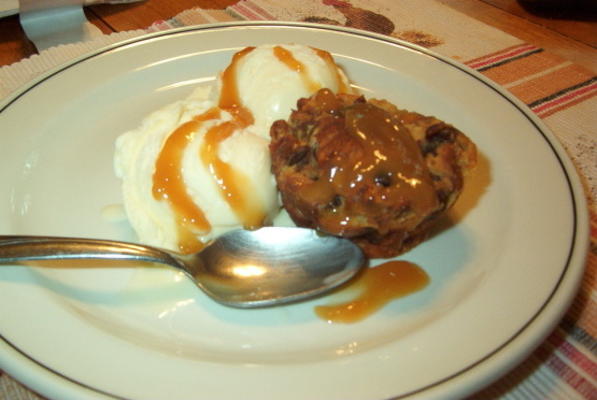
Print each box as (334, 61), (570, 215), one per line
(315, 260), (430, 323)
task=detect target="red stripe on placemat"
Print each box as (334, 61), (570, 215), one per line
(229, 2), (263, 20)
(547, 329), (597, 379)
(466, 43), (531, 65)
(537, 91), (597, 118)
(535, 344), (596, 398)
(242, 0), (277, 20)
(466, 44), (538, 69)
(532, 81), (597, 117)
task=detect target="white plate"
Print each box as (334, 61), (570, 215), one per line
(0, 22), (588, 400)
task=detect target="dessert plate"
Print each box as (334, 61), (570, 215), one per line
(0, 22), (588, 400)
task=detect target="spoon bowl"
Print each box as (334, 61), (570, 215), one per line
(0, 227), (366, 308)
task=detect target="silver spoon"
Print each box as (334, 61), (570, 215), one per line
(0, 227), (365, 308)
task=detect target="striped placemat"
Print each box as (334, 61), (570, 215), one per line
(1, 0), (595, 399)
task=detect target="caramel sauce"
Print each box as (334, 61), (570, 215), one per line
(152, 107), (221, 253)
(273, 46), (321, 93)
(218, 46), (255, 127)
(315, 260), (429, 323)
(312, 47), (350, 94)
(303, 98), (439, 233)
(209, 45), (267, 229)
(152, 46), (265, 253)
(199, 121), (266, 228)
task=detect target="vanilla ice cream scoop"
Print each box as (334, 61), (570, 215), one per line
(114, 86), (279, 253)
(217, 44), (353, 137)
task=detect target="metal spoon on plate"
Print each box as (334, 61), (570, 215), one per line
(0, 227), (365, 308)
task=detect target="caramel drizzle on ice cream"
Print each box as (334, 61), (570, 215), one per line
(218, 46), (256, 127)
(273, 45), (350, 94)
(273, 46), (321, 93)
(311, 47), (350, 94)
(199, 123), (265, 230)
(202, 46), (267, 230)
(152, 107), (221, 253)
(152, 46), (266, 254)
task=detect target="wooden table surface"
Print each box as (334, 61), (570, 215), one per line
(0, 0), (595, 71)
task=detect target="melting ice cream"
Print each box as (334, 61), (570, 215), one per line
(114, 44), (353, 253)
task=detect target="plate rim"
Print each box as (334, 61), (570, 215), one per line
(0, 21), (589, 400)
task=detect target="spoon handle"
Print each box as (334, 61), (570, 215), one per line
(0, 235), (181, 269)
